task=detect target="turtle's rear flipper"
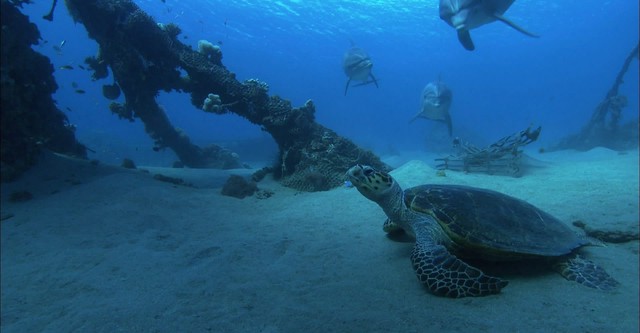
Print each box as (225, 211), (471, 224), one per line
(554, 256), (619, 291)
(411, 242), (508, 297)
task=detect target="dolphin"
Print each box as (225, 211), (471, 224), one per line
(410, 80), (453, 136)
(342, 45), (378, 95)
(439, 0), (539, 51)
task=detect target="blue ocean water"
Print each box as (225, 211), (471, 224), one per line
(3, 3), (640, 331)
(20, 0), (639, 166)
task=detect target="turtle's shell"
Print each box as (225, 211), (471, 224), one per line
(404, 184), (588, 259)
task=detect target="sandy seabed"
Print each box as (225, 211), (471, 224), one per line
(1, 148), (638, 333)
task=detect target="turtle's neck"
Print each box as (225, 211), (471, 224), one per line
(378, 182), (415, 235)
(377, 182), (443, 241)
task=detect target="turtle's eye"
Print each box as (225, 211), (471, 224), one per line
(363, 168), (374, 176)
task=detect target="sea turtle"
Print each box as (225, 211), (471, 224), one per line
(346, 164), (618, 298)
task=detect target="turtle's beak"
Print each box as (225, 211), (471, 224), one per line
(346, 165), (363, 183)
(347, 164), (374, 187)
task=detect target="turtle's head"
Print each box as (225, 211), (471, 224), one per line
(346, 165), (398, 203)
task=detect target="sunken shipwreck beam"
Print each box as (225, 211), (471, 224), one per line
(64, 0), (209, 167)
(1, 1), (86, 182)
(63, 0), (389, 190)
(550, 43), (639, 151)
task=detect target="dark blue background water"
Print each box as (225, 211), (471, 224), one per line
(20, 1), (640, 166)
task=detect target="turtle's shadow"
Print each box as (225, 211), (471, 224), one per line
(385, 230), (555, 279)
(465, 258), (555, 279)
(385, 230), (414, 243)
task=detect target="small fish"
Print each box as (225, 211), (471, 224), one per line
(78, 65), (86, 70)
(65, 107), (72, 112)
(71, 82), (78, 88)
(53, 40), (65, 53)
(59, 65), (74, 70)
(74, 89), (86, 94)
(217, 40), (223, 45)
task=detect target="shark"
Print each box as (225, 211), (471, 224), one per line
(439, 0), (539, 51)
(342, 45), (379, 95)
(410, 79), (453, 136)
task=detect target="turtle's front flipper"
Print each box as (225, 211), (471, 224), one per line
(411, 242), (508, 297)
(383, 218), (403, 233)
(554, 256), (619, 291)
